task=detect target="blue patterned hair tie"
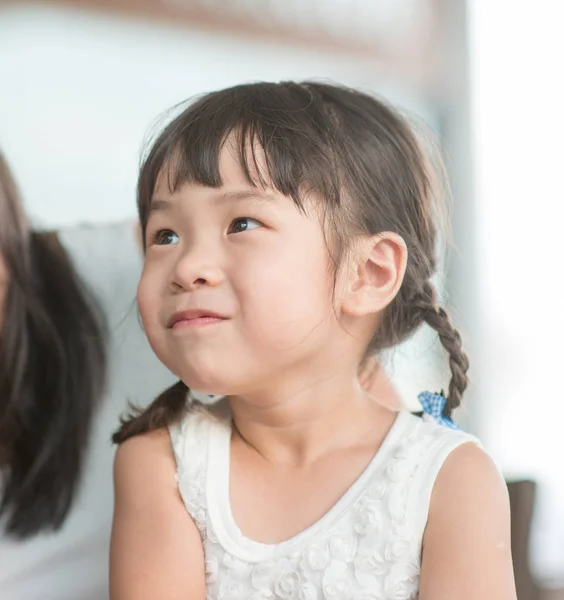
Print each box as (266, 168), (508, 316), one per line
(418, 391), (460, 430)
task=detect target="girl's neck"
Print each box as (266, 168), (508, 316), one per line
(228, 371), (397, 467)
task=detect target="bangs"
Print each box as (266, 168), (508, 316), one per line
(137, 82), (343, 228)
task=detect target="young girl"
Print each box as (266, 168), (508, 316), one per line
(110, 81), (516, 600)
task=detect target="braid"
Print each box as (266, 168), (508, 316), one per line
(112, 379), (189, 444)
(414, 282), (469, 417)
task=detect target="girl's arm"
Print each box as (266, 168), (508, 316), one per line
(419, 443), (517, 600)
(110, 429), (206, 600)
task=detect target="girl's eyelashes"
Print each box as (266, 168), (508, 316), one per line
(151, 229), (180, 246)
(228, 217), (263, 235)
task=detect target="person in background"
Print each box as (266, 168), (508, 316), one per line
(0, 150), (176, 600)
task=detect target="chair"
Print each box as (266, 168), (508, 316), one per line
(507, 480), (564, 600)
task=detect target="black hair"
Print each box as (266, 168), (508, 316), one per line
(0, 151), (108, 538)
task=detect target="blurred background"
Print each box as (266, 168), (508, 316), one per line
(0, 1), (562, 598)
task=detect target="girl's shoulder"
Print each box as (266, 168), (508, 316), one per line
(416, 429), (512, 596)
(113, 427), (179, 518)
(397, 409), (482, 459)
(114, 395), (227, 489)
(112, 404), (219, 517)
(114, 427), (174, 478)
(391, 411), (496, 535)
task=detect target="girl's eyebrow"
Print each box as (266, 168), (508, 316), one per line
(148, 198), (172, 215)
(218, 190), (278, 204)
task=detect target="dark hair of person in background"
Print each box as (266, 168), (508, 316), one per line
(0, 151), (108, 539)
(113, 80), (468, 444)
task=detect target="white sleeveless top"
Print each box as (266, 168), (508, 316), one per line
(169, 400), (480, 600)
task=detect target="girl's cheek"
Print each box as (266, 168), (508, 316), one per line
(137, 279), (156, 322)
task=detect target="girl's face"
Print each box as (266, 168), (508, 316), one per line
(138, 145), (359, 397)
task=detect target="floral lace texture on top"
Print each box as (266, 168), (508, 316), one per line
(170, 405), (479, 600)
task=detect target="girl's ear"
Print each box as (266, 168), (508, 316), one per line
(340, 232), (408, 317)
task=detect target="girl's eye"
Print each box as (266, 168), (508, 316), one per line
(153, 229), (179, 245)
(228, 217), (262, 234)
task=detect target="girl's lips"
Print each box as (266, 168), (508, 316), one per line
(172, 316), (225, 329)
(167, 309), (228, 329)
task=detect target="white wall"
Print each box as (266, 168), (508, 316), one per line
(468, 0), (564, 583)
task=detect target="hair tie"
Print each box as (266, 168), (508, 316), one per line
(418, 391), (460, 430)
